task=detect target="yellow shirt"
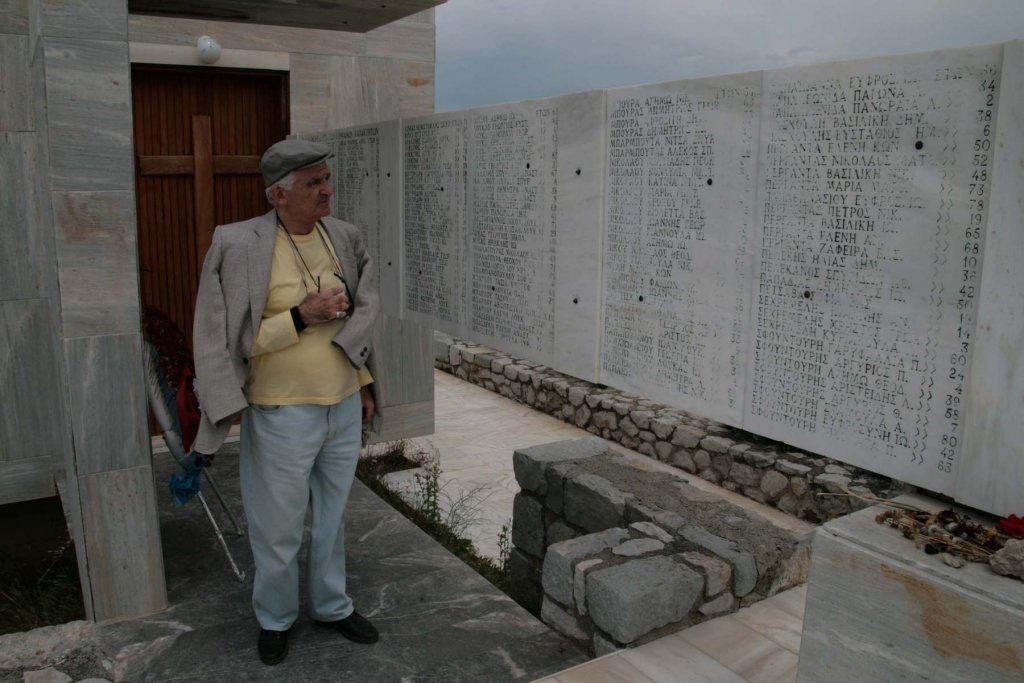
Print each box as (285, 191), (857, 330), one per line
(245, 225), (373, 405)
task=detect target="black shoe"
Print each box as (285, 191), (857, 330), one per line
(314, 611), (379, 644)
(257, 628), (290, 665)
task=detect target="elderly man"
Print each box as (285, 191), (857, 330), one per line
(191, 139), (380, 665)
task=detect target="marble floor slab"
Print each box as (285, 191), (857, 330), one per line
(54, 440), (588, 682)
(535, 585), (807, 683)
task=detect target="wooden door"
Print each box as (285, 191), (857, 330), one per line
(132, 65), (289, 348)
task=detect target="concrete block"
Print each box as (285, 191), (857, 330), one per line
(542, 528), (630, 606)
(512, 493), (544, 557)
(564, 473), (632, 532)
(512, 437), (606, 494)
(586, 556), (703, 643)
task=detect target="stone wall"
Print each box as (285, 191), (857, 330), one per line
(509, 439), (812, 654)
(438, 333), (907, 523)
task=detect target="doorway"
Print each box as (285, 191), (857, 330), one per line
(131, 65), (289, 348)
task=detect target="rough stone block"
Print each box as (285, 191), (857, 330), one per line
(509, 548), (542, 613)
(630, 521), (673, 544)
(541, 597), (588, 640)
(546, 520), (577, 546)
(815, 472), (852, 493)
(678, 525), (757, 597)
(760, 470), (789, 498)
(586, 556), (703, 643)
(654, 441), (674, 461)
(630, 410), (653, 429)
(638, 429), (656, 443)
(619, 416), (639, 437)
(625, 500), (686, 532)
(542, 528), (630, 606)
(700, 436), (733, 454)
(613, 538), (664, 557)
(744, 450), (777, 468)
(564, 473), (632, 532)
(649, 417), (674, 439)
(679, 551), (732, 596)
(672, 425), (704, 448)
(699, 593), (735, 616)
(637, 442), (655, 458)
(693, 449), (711, 470)
(593, 632), (622, 657)
(672, 450), (696, 473)
(574, 557), (603, 614)
(568, 386), (586, 406)
(574, 404), (591, 428)
(777, 460), (813, 476)
(790, 477), (810, 497)
(512, 493), (544, 557)
(699, 469), (721, 484)
(545, 462), (574, 514)
(513, 437), (607, 494)
(711, 452), (733, 478)
(591, 411), (617, 431)
(729, 463), (762, 487)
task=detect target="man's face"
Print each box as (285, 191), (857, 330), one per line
(279, 162), (332, 224)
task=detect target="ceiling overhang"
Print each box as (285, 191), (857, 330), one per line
(128, 0), (445, 33)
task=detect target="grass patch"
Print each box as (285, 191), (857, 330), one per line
(0, 540), (84, 636)
(357, 441), (511, 594)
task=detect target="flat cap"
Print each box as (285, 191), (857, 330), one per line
(260, 139), (333, 187)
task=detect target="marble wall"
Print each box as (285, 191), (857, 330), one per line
(321, 41), (1022, 517)
(4, 1), (438, 620)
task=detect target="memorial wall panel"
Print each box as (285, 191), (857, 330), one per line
(744, 45), (1002, 495)
(401, 111), (469, 336)
(311, 40), (1022, 515)
(465, 92), (605, 377)
(957, 41), (1024, 516)
(600, 74), (761, 423)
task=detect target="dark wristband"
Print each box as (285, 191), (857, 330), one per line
(290, 306), (307, 333)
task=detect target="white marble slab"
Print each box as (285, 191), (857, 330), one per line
(600, 73), (761, 424)
(401, 111), (470, 337)
(462, 92), (605, 379)
(743, 45), (1003, 496)
(552, 90), (606, 382)
(957, 41), (1024, 516)
(799, 498), (1024, 682)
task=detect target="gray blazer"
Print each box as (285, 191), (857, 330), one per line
(191, 209), (381, 454)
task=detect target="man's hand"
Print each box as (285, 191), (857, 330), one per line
(297, 287), (350, 325)
(360, 386), (375, 425)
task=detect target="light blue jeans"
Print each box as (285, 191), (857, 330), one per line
(240, 393), (361, 631)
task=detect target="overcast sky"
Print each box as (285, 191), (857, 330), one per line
(435, 0), (1024, 111)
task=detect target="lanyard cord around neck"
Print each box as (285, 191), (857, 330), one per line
(278, 218), (342, 292)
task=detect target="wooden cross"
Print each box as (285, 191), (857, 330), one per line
(136, 114), (261, 260)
